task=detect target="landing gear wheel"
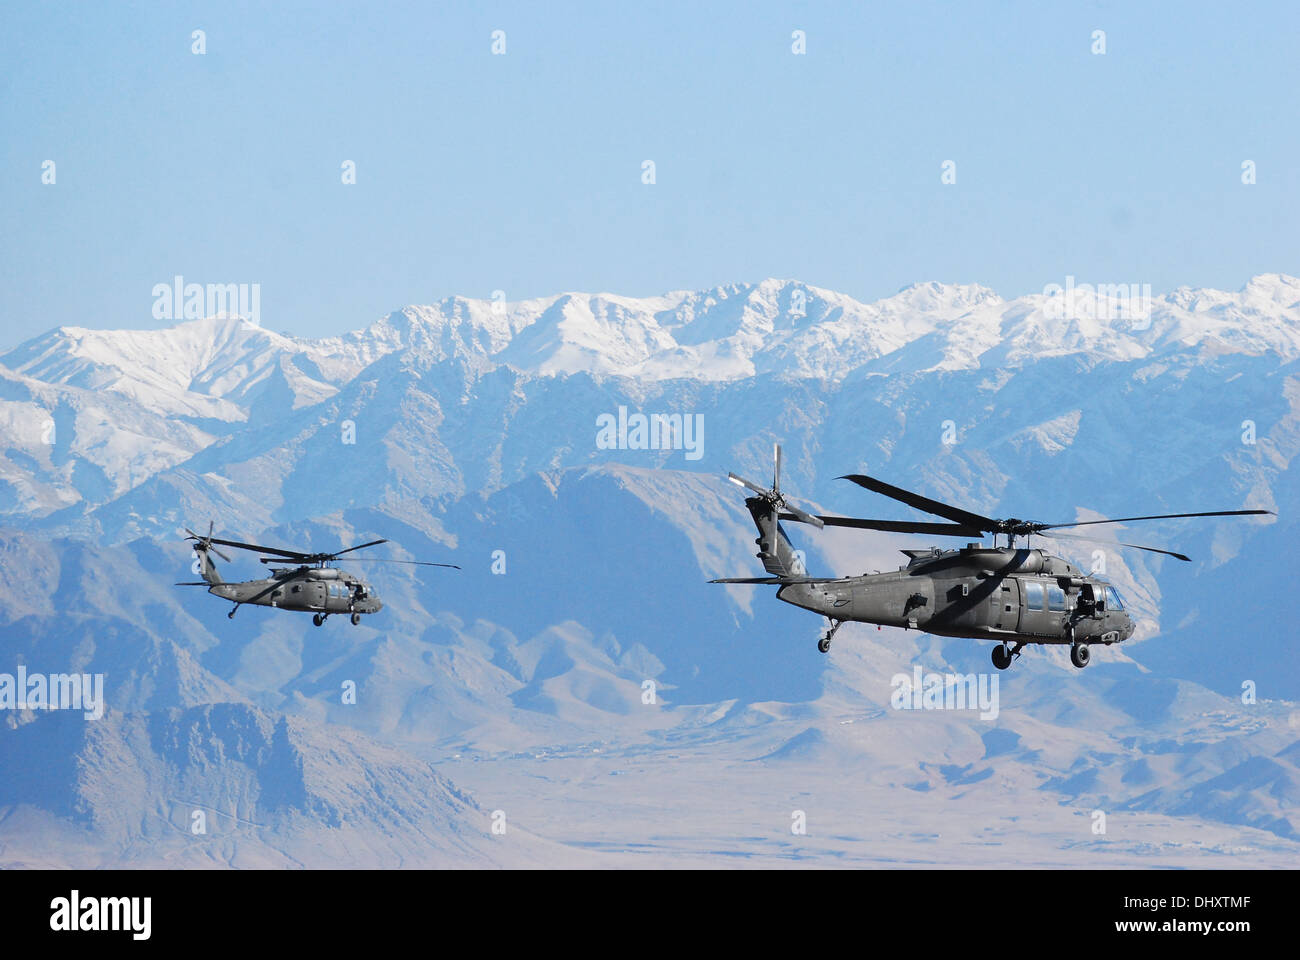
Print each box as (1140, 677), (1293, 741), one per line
(227, 609), (236, 619)
(818, 637), (832, 654)
(1070, 643), (1091, 669)
(312, 613), (324, 627)
(350, 613), (361, 625)
(991, 644), (1012, 670)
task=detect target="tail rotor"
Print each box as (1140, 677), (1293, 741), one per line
(184, 521), (233, 562)
(183, 521), (231, 584)
(728, 443), (824, 528)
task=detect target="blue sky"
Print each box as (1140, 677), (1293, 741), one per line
(2, 1), (1297, 346)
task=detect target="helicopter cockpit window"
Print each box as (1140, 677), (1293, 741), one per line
(1024, 580), (1045, 610)
(1047, 584), (1066, 611)
(1105, 586), (1125, 610)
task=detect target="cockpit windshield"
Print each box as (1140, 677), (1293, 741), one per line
(1105, 586), (1126, 610)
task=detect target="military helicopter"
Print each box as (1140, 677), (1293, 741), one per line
(712, 446), (1272, 669)
(175, 523), (458, 625)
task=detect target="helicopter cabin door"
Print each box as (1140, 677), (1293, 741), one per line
(992, 577), (1019, 632)
(1018, 577), (1068, 637)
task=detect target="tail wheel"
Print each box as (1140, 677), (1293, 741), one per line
(1070, 643), (1091, 669)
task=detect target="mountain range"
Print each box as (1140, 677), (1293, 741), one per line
(0, 274), (1296, 867)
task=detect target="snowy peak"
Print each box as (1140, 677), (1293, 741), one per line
(885, 279), (1004, 316)
(347, 278), (1012, 381)
(5, 276), (1295, 399)
(1, 316), (342, 421)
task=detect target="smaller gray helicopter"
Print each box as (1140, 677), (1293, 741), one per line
(176, 523), (458, 625)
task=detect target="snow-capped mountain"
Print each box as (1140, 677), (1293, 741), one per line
(2, 274), (1296, 532)
(8, 274), (1298, 401)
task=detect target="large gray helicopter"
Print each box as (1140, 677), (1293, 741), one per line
(176, 523), (458, 625)
(712, 446), (1271, 669)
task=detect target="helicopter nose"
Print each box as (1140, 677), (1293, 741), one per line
(1123, 616), (1135, 640)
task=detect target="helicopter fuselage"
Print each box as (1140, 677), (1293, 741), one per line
(182, 525), (457, 624)
(713, 448), (1265, 667)
(207, 567), (383, 616)
(775, 544), (1135, 646)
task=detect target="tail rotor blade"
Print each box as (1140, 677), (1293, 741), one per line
(184, 521), (230, 561)
(727, 473), (769, 496)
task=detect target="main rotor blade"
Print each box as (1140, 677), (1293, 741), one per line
(333, 558), (461, 569)
(204, 536), (310, 559)
(709, 575), (852, 585)
(784, 514), (985, 537)
(1035, 509), (1274, 531)
(837, 475), (996, 531)
(727, 473), (769, 496)
(773, 444), (782, 493)
(1040, 530), (1191, 562)
(173, 581), (211, 586)
(329, 538), (390, 558)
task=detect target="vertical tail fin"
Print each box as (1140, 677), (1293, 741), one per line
(726, 444), (820, 578)
(195, 544), (224, 584)
(747, 500), (808, 578)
